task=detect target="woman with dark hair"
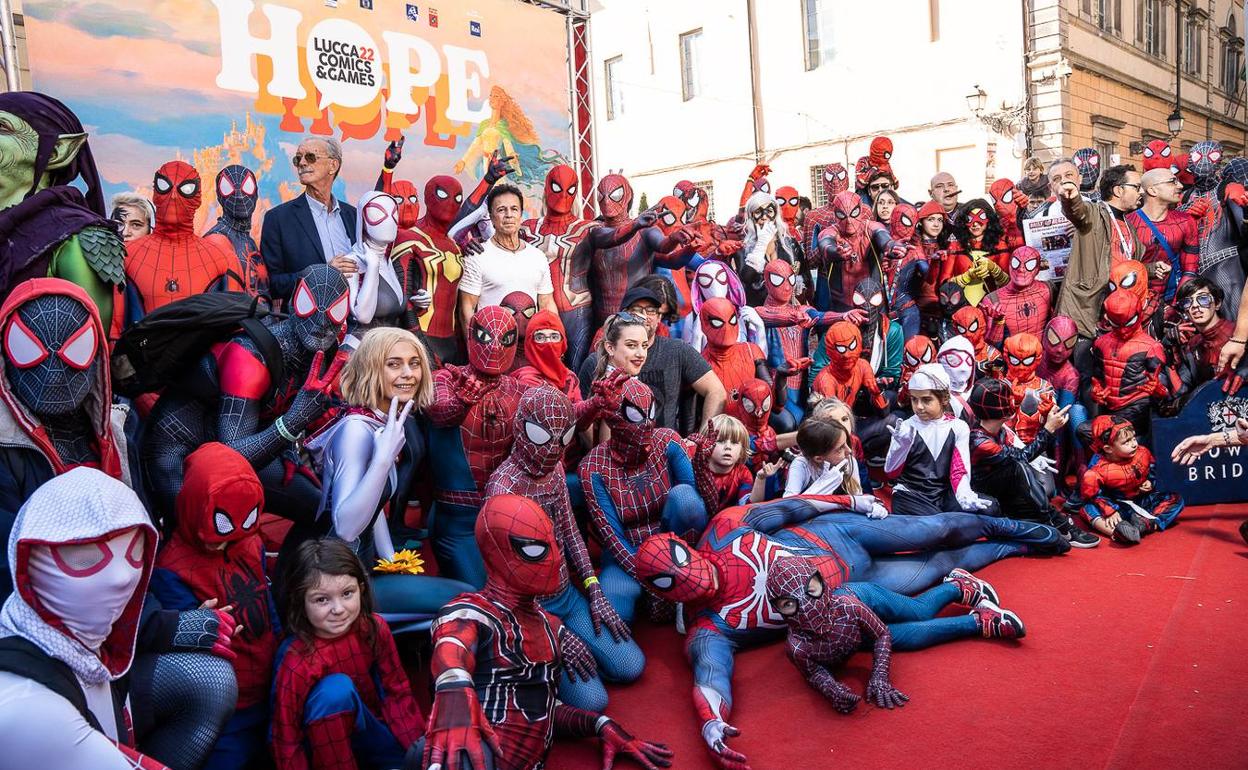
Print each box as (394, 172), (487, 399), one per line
(944, 199), (1009, 306)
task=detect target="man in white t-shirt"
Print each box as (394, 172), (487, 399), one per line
(458, 183), (554, 330)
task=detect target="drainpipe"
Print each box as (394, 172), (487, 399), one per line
(0, 0), (20, 92)
(745, 0), (764, 163)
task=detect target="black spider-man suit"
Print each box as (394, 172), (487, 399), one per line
(205, 164), (268, 297)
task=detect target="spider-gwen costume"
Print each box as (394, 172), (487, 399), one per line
(937, 336), (976, 419)
(980, 246), (1051, 346)
(1074, 415), (1184, 539)
(764, 554), (1019, 716)
(1072, 147), (1102, 202)
(811, 191), (903, 311)
(148, 443), (278, 770)
(683, 261), (767, 355)
(631, 495), (1064, 770)
(1089, 290), (1176, 440)
(124, 160), (240, 320)
(427, 305), (527, 587)
(344, 190), (404, 341)
(0, 470), (170, 770)
(424, 494), (673, 770)
(578, 377), (708, 624)
(484, 385), (644, 712)
(952, 306), (1003, 377)
(204, 164), (268, 297)
(143, 264), (350, 523)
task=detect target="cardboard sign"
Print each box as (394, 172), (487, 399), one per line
(1153, 381), (1248, 505)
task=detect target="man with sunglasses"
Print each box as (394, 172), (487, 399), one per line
(260, 137), (357, 304)
(1168, 279), (1247, 397)
(1127, 167), (1199, 302)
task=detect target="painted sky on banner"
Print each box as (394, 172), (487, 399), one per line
(23, 0), (573, 232)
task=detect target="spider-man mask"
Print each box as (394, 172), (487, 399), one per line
(700, 297), (739, 351)
(673, 180), (709, 224)
(1008, 246), (1042, 289)
(765, 553), (827, 627)
(695, 260), (732, 301)
(1042, 315), (1078, 367)
(215, 164), (258, 223)
(823, 321), (862, 374)
(952, 306), (987, 349)
(289, 264), (350, 353)
(544, 164), (578, 216)
(510, 385), (576, 477)
(467, 305), (517, 375)
(598, 174), (633, 222)
(889, 203), (918, 243)
(359, 190), (398, 246)
(1188, 140), (1223, 187)
(832, 190), (863, 237)
(989, 178), (1020, 218)
(852, 277), (887, 332)
(175, 442), (263, 550)
(776, 186), (800, 227)
(4, 292), (100, 417)
(500, 291), (536, 361)
(1141, 140), (1173, 173)
(902, 335), (937, 381)
(939, 281), (967, 314)
(634, 532), (716, 604)
(424, 174), (463, 229)
(476, 494), (562, 598)
(821, 163), (850, 199)
(1003, 333), (1042, 383)
(1072, 148), (1101, 192)
(654, 195), (687, 237)
(1104, 289), (1142, 341)
(153, 160), (200, 235)
(853, 157), (876, 192)
(1174, 152), (1194, 186)
(938, 336), (976, 393)
(389, 179), (421, 229)
(727, 378), (772, 434)
(763, 260), (796, 304)
(605, 378), (657, 465)
(869, 136), (893, 173)
(1107, 259), (1148, 305)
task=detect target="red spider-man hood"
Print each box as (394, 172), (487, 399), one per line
(0, 468), (157, 684)
(524, 309), (569, 387)
(422, 175), (462, 230)
(989, 179), (1020, 223)
(832, 191), (864, 237)
(654, 195), (687, 237)
(1107, 259), (1149, 306)
(1004, 333), (1042, 383)
(476, 494), (563, 600)
(598, 174), (633, 223)
(390, 179), (421, 229)
(1042, 315), (1078, 367)
(500, 291), (537, 368)
(763, 259), (796, 305)
(889, 203), (918, 243)
(1104, 289), (1143, 341)
(1141, 140), (1173, 172)
(153, 159), (200, 237)
(764, 552), (829, 629)
(820, 163), (850, 200)
(635, 532), (717, 605)
(726, 378), (772, 434)
(869, 136), (894, 174)
(174, 442), (264, 551)
(673, 180), (709, 224)
(1089, 413), (1133, 456)
(823, 321), (863, 376)
(902, 335), (937, 382)
(775, 185), (800, 229)
(510, 385), (576, 478)
(543, 164), (578, 217)
(1008, 246), (1042, 289)
(467, 305), (517, 376)
(604, 377), (657, 466)
(700, 297), (740, 352)
(0, 278), (120, 479)
(952, 306), (988, 353)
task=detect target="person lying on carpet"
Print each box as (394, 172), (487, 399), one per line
(765, 554), (1022, 715)
(631, 495), (1066, 770)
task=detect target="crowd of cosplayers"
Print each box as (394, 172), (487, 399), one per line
(2, 89), (1248, 770)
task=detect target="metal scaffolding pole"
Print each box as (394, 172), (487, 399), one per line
(0, 0), (20, 92)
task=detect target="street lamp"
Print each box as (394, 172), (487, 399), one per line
(1167, 108), (1184, 135)
(965, 85), (988, 113)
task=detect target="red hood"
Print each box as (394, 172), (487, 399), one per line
(174, 442), (265, 550)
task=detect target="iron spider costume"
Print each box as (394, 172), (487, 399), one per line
(143, 264), (350, 521)
(1089, 290), (1176, 438)
(204, 164), (268, 297)
(427, 305), (527, 587)
(577, 377), (709, 625)
(484, 385), (644, 712)
(425, 494), (672, 770)
(1072, 147), (1102, 202)
(952, 306), (1002, 376)
(1003, 333), (1055, 445)
(631, 496), (1064, 770)
(1074, 415), (1184, 535)
(980, 246), (1051, 345)
(811, 191), (904, 311)
(124, 160), (240, 319)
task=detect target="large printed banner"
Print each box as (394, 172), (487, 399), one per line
(24, 0), (572, 232)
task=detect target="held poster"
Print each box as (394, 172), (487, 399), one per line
(1022, 216), (1073, 282)
(23, 0), (573, 232)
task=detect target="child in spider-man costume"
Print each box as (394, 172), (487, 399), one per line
(980, 246), (1051, 346)
(811, 321), (887, 412)
(687, 414), (774, 511)
(895, 334), (937, 409)
(424, 494), (673, 770)
(988, 178), (1030, 252)
(952, 305), (1004, 377)
(149, 443), (279, 770)
(810, 191), (906, 311)
(204, 164), (268, 297)
(1038, 315), (1088, 434)
(1107, 258), (1162, 335)
(684, 261), (767, 355)
(809, 276), (902, 387)
(631, 495), (1065, 770)
(722, 379), (781, 470)
(1089, 289), (1176, 442)
(484, 384), (643, 712)
(124, 160), (241, 319)
(936, 335), (977, 419)
(427, 305), (527, 587)
(1003, 333), (1056, 444)
(577, 377), (709, 624)
(765, 554), (1023, 716)
(270, 538), (424, 770)
(1074, 415), (1184, 545)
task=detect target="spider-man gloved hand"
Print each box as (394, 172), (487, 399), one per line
(172, 607), (237, 660)
(423, 684), (502, 770)
(599, 719), (674, 770)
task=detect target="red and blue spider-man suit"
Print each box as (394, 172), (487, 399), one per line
(1003, 333), (1055, 444)
(484, 384), (644, 712)
(1075, 414), (1184, 534)
(577, 377), (709, 625)
(587, 174), (680, 326)
(980, 246), (1051, 346)
(1126, 202), (1199, 302)
(811, 321), (886, 411)
(149, 442), (279, 770)
(801, 163), (850, 256)
(723, 378), (780, 469)
(424, 494), (674, 770)
(700, 297), (770, 404)
(124, 160), (240, 319)
(811, 191), (905, 311)
(889, 203), (934, 339)
(1090, 289), (1176, 437)
(427, 305), (527, 587)
(895, 334), (937, 406)
(1107, 259), (1161, 335)
(1141, 139), (1175, 172)
(631, 496), (1065, 770)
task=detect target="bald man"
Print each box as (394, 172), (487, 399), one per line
(1126, 166), (1198, 301)
(928, 172), (960, 215)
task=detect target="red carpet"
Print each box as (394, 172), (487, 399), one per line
(547, 504), (1248, 769)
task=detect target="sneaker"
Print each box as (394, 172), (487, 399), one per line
(1051, 512), (1100, 549)
(1112, 519), (1141, 545)
(972, 599), (1025, 639)
(943, 568), (1000, 607)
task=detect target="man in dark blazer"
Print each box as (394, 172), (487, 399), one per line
(261, 136), (358, 302)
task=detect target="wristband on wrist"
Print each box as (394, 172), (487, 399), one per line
(274, 416), (300, 443)
(1231, 338), (1248, 345)
(583, 576), (600, 589)
(594, 715), (612, 735)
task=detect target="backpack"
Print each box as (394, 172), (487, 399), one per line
(111, 292), (285, 400)
(0, 636), (125, 736)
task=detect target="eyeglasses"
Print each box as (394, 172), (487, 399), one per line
(1161, 178), (1181, 186)
(1179, 293), (1216, 310)
(869, 182), (893, 192)
(1118, 183), (1142, 190)
(625, 305), (660, 316)
(292, 152), (323, 166)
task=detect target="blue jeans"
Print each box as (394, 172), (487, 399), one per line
(835, 581), (978, 650)
(543, 583), (646, 712)
(303, 673), (408, 768)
